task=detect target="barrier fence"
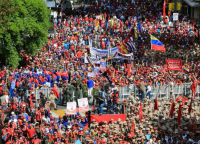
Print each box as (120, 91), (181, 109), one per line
(34, 83), (200, 104)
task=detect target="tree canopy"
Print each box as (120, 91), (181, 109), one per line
(0, 0), (51, 68)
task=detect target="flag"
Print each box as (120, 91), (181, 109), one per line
(177, 104), (182, 125)
(87, 56), (95, 68)
(119, 44), (130, 54)
(124, 35), (136, 52)
(139, 103), (143, 121)
(95, 19), (99, 29)
(75, 139), (82, 144)
(73, 129), (77, 134)
(138, 21), (142, 32)
(111, 52), (117, 58)
(163, 0), (166, 23)
(127, 62), (133, 77)
(188, 99), (192, 113)
(182, 66), (189, 73)
(22, 113), (30, 121)
(150, 35), (166, 52)
(154, 96), (159, 110)
(169, 100), (175, 118)
(111, 19), (114, 28)
(131, 120), (135, 136)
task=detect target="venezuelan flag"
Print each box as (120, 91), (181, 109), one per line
(151, 35), (166, 52)
(182, 66), (189, 73)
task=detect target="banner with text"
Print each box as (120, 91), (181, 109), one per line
(166, 59), (182, 70)
(78, 98), (89, 112)
(66, 102), (77, 115)
(90, 47), (119, 57)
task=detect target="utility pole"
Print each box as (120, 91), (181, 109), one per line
(175, 0), (177, 12)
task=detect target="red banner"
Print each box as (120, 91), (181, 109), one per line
(166, 59), (182, 70)
(90, 114), (126, 123)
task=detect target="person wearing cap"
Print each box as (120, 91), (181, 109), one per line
(48, 91), (57, 110)
(128, 92), (135, 105)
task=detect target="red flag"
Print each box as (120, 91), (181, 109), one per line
(169, 100), (175, 118)
(154, 97), (159, 110)
(139, 103), (143, 121)
(131, 120), (135, 131)
(177, 104), (182, 125)
(163, 0), (166, 23)
(127, 62), (133, 77)
(188, 99), (192, 113)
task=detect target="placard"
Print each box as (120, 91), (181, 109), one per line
(66, 102), (77, 115)
(166, 59), (182, 71)
(173, 13), (179, 21)
(78, 98), (89, 112)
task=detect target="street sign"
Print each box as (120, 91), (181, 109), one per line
(173, 13), (179, 21)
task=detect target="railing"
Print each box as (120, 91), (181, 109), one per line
(119, 83), (200, 101)
(34, 83), (200, 104)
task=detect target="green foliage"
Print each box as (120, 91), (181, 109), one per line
(0, 0), (51, 68)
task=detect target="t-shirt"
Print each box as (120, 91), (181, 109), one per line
(27, 128), (36, 138)
(32, 138), (40, 144)
(76, 51), (82, 58)
(87, 79), (94, 88)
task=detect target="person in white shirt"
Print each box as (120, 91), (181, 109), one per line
(146, 83), (151, 99)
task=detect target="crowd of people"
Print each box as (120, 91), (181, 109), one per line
(0, 0), (200, 143)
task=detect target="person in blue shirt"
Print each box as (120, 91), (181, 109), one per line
(10, 78), (16, 99)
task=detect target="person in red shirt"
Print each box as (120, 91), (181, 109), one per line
(35, 108), (41, 123)
(191, 79), (197, 99)
(27, 124), (36, 139)
(76, 50), (82, 59)
(31, 135), (41, 144)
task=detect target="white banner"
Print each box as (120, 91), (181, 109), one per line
(173, 13), (179, 21)
(90, 47), (119, 57)
(78, 98), (89, 112)
(66, 102), (76, 115)
(88, 71), (96, 77)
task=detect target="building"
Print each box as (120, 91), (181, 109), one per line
(182, 0), (200, 20)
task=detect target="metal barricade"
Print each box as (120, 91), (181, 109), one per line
(118, 83), (200, 101)
(34, 83), (200, 104)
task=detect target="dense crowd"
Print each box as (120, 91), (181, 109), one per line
(0, 0), (200, 143)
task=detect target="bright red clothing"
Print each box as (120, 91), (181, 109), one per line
(27, 128), (36, 138)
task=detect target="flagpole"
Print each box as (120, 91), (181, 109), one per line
(150, 34), (154, 64)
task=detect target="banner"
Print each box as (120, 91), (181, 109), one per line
(90, 114), (126, 123)
(112, 52), (133, 60)
(66, 102), (77, 115)
(90, 47), (119, 57)
(173, 13), (178, 21)
(166, 59), (182, 70)
(88, 71), (96, 77)
(169, 2), (181, 11)
(78, 98), (89, 112)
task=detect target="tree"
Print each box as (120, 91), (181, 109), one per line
(0, 0), (51, 68)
